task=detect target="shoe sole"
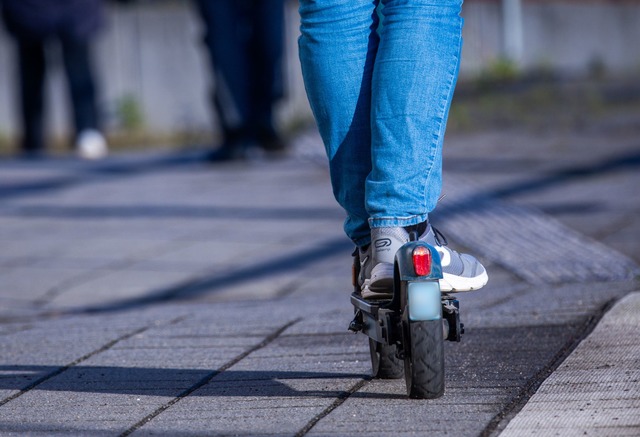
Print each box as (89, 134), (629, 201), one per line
(360, 289), (394, 300)
(440, 270), (489, 292)
(365, 264), (488, 297)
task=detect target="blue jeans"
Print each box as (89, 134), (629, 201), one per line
(298, 0), (464, 246)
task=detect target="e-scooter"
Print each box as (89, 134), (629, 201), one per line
(348, 230), (463, 398)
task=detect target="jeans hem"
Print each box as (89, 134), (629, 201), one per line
(368, 214), (429, 229)
(353, 235), (371, 247)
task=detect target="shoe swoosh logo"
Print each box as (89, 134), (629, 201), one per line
(360, 256), (369, 268)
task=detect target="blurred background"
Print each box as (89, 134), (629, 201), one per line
(0, 0), (639, 156)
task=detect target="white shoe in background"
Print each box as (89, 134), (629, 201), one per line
(76, 129), (108, 160)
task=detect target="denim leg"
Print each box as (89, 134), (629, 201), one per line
(298, 0), (380, 246)
(367, 0), (464, 228)
(17, 38), (47, 152)
(60, 34), (100, 136)
(194, 0), (252, 140)
(248, 0), (285, 136)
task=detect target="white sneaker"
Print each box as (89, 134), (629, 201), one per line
(422, 226), (488, 292)
(76, 129), (108, 160)
(361, 224), (488, 299)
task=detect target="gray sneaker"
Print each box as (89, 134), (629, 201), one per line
(361, 227), (408, 299)
(360, 225), (488, 299)
(423, 226), (488, 292)
(356, 244), (372, 295)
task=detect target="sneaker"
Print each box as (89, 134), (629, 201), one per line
(422, 226), (488, 292)
(360, 224), (488, 299)
(355, 244), (373, 295)
(76, 129), (108, 160)
(361, 227), (407, 299)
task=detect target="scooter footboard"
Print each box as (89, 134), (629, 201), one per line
(349, 294), (400, 344)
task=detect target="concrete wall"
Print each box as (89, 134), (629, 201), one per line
(461, 0), (640, 75)
(0, 0), (639, 140)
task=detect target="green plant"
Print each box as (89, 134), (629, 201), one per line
(476, 57), (520, 88)
(116, 94), (145, 132)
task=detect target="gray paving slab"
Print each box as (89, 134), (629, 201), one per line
(438, 179), (638, 284)
(443, 130), (640, 266)
(0, 128), (638, 437)
(305, 323), (578, 437)
(133, 342), (368, 436)
(43, 269), (205, 309)
(0, 302), (300, 435)
(500, 291), (640, 437)
(461, 280), (635, 328)
(0, 312), (169, 402)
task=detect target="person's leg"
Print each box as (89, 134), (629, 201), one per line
(364, 0), (487, 296)
(298, 0), (380, 246)
(60, 32), (107, 159)
(60, 34), (100, 135)
(17, 38), (47, 153)
(367, 0), (464, 228)
(194, 0), (253, 156)
(249, 0), (286, 150)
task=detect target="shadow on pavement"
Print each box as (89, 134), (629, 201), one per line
(1, 204), (344, 221)
(0, 366), (394, 399)
(0, 151), (208, 200)
(38, 236), (353, 317)
(436, 148), (640, 219)
(445, 149), (640, 197)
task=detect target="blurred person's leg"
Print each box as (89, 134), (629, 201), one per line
(61, 35), (99, 135)
(60, 32), (107, 159)
(249, 0), (286, 151)
(17, 37), (47, 154)
(194, 0), (254, 160)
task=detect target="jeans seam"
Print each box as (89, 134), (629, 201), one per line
(422, 20), (463, 216)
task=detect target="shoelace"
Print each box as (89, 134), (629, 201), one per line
(431, 193), (449, 247)
(431, 225), (449, 247)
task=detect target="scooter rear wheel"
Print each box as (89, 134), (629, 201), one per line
(404, 319), (445, 399)
(369, 339), (403, 379)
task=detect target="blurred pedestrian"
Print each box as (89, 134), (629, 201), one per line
(1, 0), (108, 159)
(193, 0), (287, 161)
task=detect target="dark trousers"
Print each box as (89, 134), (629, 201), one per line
(17, 34), (99, 152)
(194, 0), (285, 144)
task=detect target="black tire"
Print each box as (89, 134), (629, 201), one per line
(404, 319), (445, 399)
(369, 338), (404, 379)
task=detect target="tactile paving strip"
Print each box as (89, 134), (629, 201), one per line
(292, 129), (639, 284)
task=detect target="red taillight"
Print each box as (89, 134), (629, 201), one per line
(413, 246), (432, 276)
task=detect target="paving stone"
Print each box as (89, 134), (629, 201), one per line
(0, 135), (638, 436)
